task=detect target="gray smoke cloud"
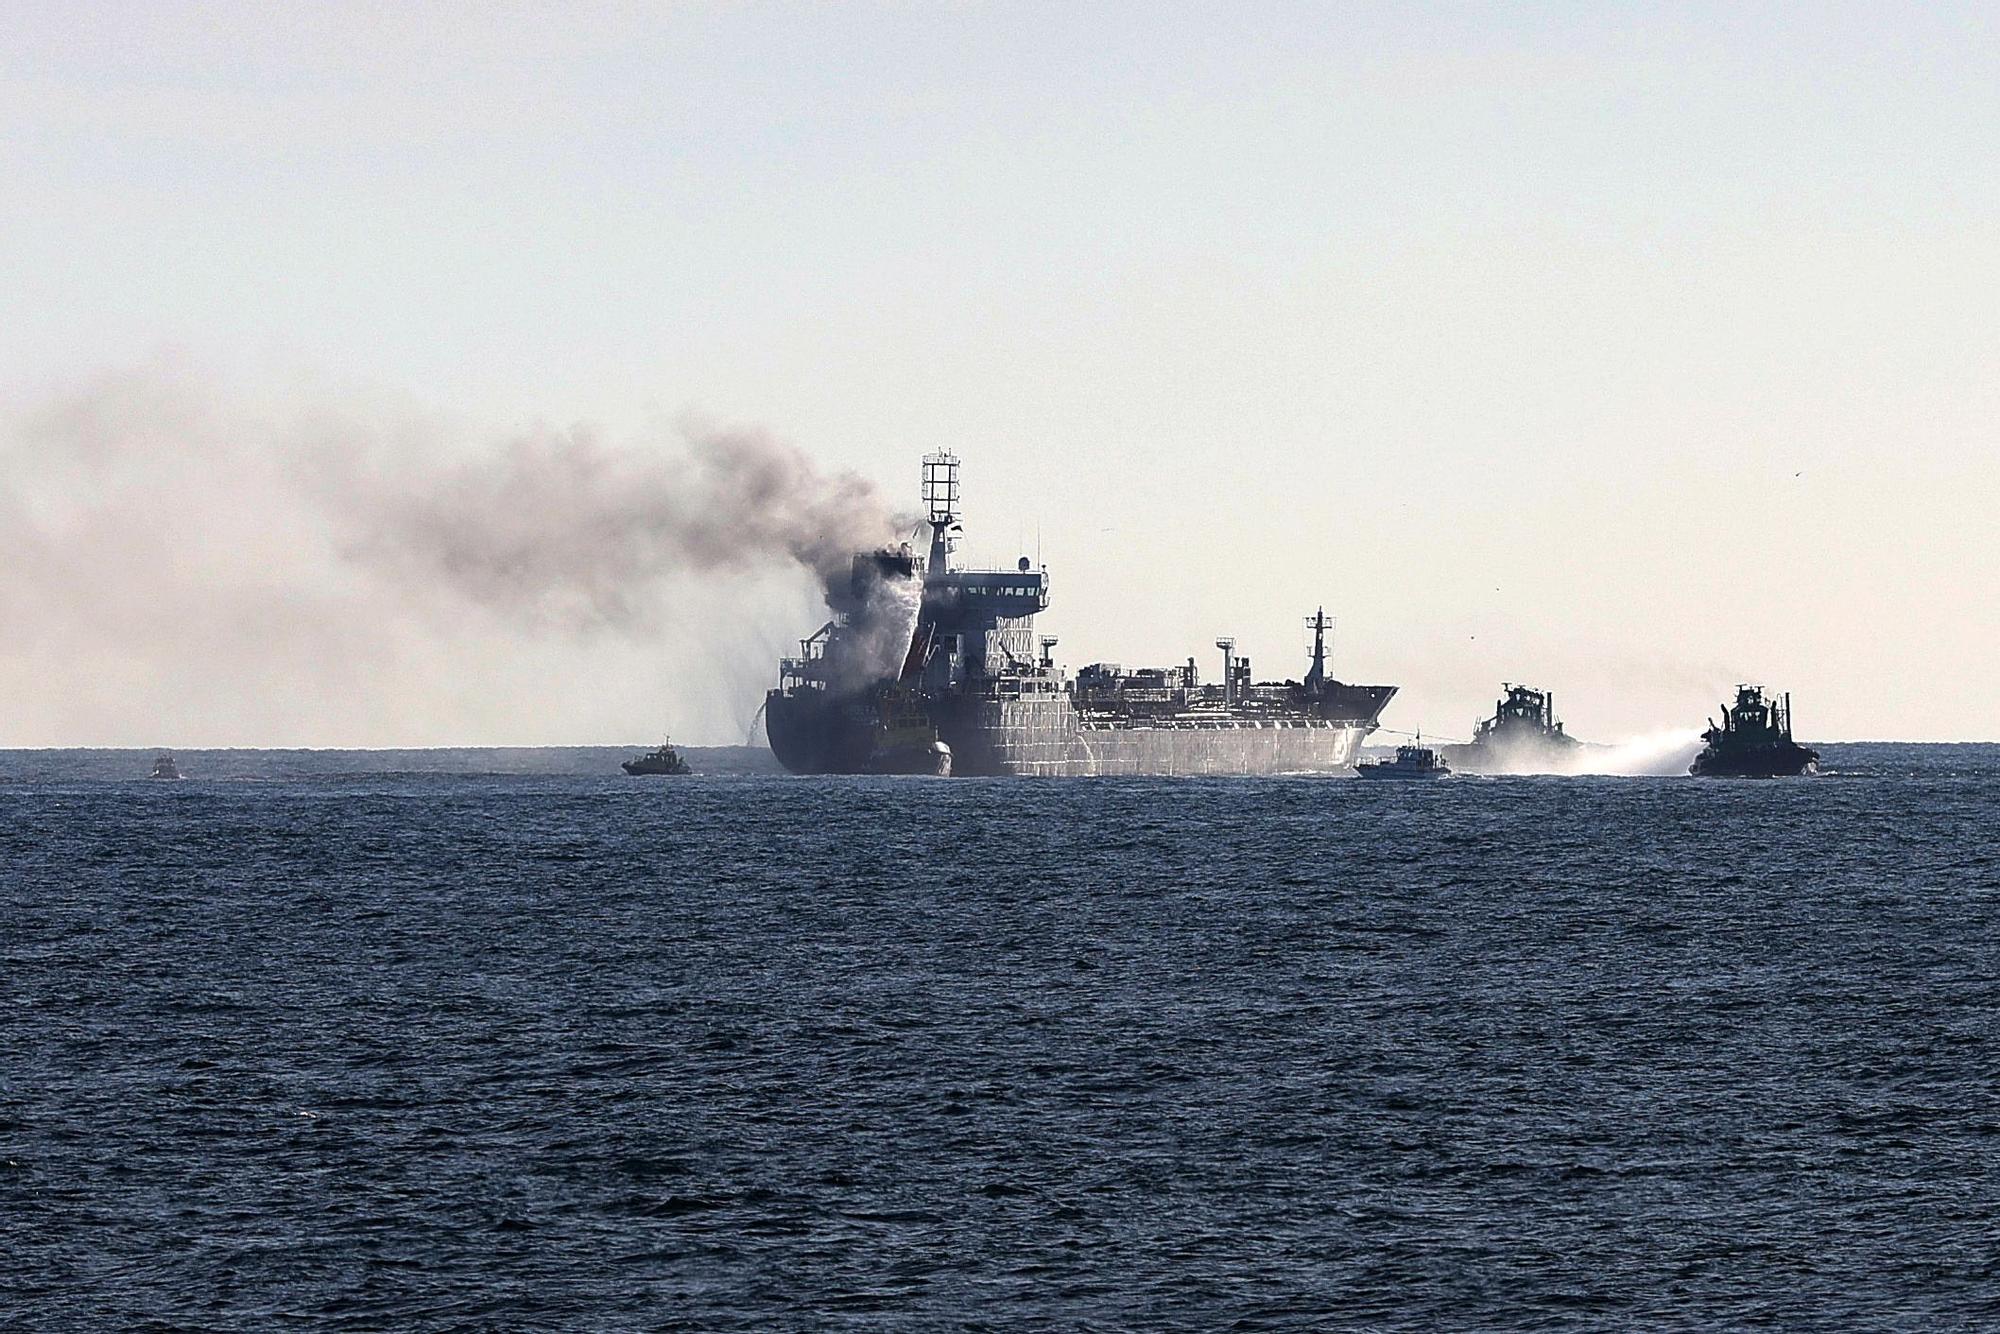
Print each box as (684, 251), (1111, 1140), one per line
(313, 414), (898, 631)
(0, 362), (908, 746)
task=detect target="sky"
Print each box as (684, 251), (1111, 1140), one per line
(2, 1), (1996, 745)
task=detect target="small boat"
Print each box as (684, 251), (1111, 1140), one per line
(621, 741), (691, 776)
(151, 753), (181, 780)
(1357, 743), (1451, 780)
(1690, 686), (1818, 777)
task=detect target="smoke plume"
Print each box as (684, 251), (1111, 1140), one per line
(0, 363), (907, 746)
(315, 415), (897, 631)
(828, 563), (925, 693)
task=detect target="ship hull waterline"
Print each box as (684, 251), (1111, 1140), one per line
(766, 690), (1374, 778)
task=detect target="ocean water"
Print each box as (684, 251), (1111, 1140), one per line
(4, 743), (1998, 1330)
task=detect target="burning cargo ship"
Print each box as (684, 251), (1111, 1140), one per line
(764, 453), (1396, 777)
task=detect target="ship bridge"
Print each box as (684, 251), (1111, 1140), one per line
(915, 563), (1052, 694)
(904, 452), (1057, 695)
(922, 566), (1049, 617)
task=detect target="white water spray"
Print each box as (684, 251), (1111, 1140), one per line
(1564, 728), (1706, 776)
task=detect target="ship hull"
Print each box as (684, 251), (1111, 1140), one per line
(1689, 744), (1818, 778)
(767, 689), (1372, 777)
(764, 690), (880, 774)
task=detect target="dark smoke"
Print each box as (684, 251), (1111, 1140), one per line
(314, 414), (903, 632)
(0, 363), (908, 745)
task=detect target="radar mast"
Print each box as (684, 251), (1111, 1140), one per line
(1304, 608), (1335, 697)
(922, 450), (960, 573)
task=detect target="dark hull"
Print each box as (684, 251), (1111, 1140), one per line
(1690, 743), (1818, 778)
(764, 692), (880, 774)
(767, 689), (1378, 777)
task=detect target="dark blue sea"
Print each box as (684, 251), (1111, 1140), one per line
(5, 744), (1998, 1330)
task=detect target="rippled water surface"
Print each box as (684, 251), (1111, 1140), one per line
(5, 744), (1999, 1329)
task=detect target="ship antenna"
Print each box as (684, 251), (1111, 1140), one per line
(921, 450), (960, 573)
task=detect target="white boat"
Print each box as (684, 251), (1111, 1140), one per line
(1356, 743), (1450, 780)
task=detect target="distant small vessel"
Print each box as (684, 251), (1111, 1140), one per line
(1357, 742), (1451, 780)
(1690, 686), (1818, 778)
(151, 753), (180, 780)
(621, 742), (691, 776)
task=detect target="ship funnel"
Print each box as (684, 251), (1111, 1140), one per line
(1216, 638), (1236, 706)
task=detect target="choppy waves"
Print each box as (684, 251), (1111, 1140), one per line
(3, 744), (1997, 1328)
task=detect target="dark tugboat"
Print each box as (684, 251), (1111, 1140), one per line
(1356, 741), (1451, 780)
(621, 741), (691, 776)
(150, 753), (181, 780)
(1438, 684), (1588, 774)
(1690, 686), (1818, 778)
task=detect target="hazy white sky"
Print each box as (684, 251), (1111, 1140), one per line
(3, 2), (1996, 743)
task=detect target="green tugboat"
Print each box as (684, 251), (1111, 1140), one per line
(1690, 686), (1818, 777)
(621, 741), (691, 776)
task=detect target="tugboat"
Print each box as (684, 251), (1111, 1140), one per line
(1438, 684), (1588, 774)
(1690, 686), (1818, 777)
(150, 752), (181, 780)
(865, 688), (953, 775)
(1356, 741), (1451, 780)
(621, 741), (691, 776)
